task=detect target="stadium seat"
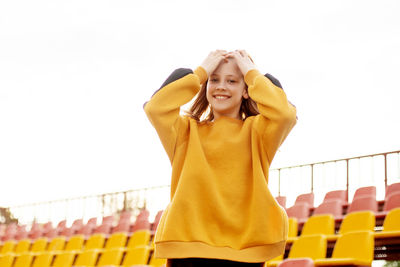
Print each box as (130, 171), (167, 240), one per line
(383, 191), (400, 211)
(60, 219), (83, 237)
(268, 235), (327, 267)
(0, 240), (16, 254)
(352, 186), (376, 200)
(29, 237), (48, 253)
(314, 231), (374, 266)
(385, 182), (400, 199)
(151, 210), (164, 233)
(375, 207), (400, 238)
(122, 246), (151, 266)
(149, 252), (167, 267)
(295, 193), (314, 207)
(278, 258), (315, 267)
(15, 225), (28, 240)
(276, 196), (287, 209)
(31, 252), (53, 267)
(104, 232), (128, 250)
(94, 223), (113, 234)
(47, 236), (66, 251)
(52, 251), (76, 267)
(13, 238), (31, 254)
(83, 233), (106, 251)
(131, 218), (151, 232)
(64, 234), (85, 251)
(347, 195), (378, 214)
(0, 254), (14, 267)
(74, 250), (99, 266)
(97, 248), (124, 266)
(286, 203), (310, 224)
(119, 210), (132, 221)
(300, 215), (335, 236)
(312, 199), (343, 218)
(288, 218), (298, 238)
(323, 190), (347, 203)
(13, 253), (34, 267)
(113, 219), (131, 233)
(327, 211), (375, 241)
(127, 230), (151, 248)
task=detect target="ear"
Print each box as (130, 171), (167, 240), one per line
(242, 89), (249, 99)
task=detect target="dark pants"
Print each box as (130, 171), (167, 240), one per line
(170, 258), (264, 267)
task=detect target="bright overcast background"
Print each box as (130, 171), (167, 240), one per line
(1, 0), (400, 207)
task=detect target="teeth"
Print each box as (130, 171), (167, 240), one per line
(214, 95), (229, 99)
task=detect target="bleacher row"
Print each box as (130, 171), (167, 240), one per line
(270, 183), (400, 266)
(0, 183), (399, 267)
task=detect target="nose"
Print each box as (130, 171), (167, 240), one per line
(216, 81), (227, 90)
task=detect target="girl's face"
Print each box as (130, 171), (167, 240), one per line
(206, 58), (248, 120)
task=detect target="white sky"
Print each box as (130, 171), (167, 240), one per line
(1, 0), (400, 207)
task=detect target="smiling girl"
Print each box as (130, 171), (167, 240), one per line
(144, 50), (297, 267)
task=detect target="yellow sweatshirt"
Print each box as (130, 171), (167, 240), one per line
(144, 66), (297, 263)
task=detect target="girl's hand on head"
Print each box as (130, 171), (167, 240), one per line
(227, 50), (257, 76)
(201, 50), (228, 77)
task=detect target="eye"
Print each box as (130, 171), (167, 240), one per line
(210, 78), (218, 82)
(228, 79), (236, 84)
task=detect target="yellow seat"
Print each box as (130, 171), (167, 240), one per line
(327, 211), (375, 241)
(122, 246), (151, 266)
(30, 237), (48, 253)
(74, 250), (99, 266)
(0, 254), (14, 267)
(32, 252), (54, 267)
(301, 215), (335, 236)
(64, 234), (85, 251)
(315, 231), (374, 266)
(286, 218), (298, 243)
(268, 234), (327, 267)
(13, 253), (34, 267)
(52, 251), (77, 267)
(47, 236), (66, 252)
(0, 240), (16, 254)
(13, 239), (31, 254)
(375, 207), (400, 238)
(265, 254), (284, 267)
(127, 230), (151, 248)
(104, 232), (128, 249)
(84, 233), (106, 251)
(97, 248), (124, 266)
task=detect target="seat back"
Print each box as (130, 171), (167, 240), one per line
(301, 215), (335, 236)
(347, 195), (378, 214)
(0, 254), (14, 267)
(97, 249), (124, 266)
(288, 234), (327, 260)
(14, 238), (31, 253)
(332, 231), (374, 265)
(383, 191), (400, 211)
(382, 208), (400, 232)
(286, 203), (310, 222)
(32, 252), (53, 267)
(386, 182), (400, 199)
(122, 246), (150, 266)
(323, 190), (347, 203)
(84, 233), (106, 250)
(47, 236), (66, 251)
(52, 251), (76, 267)
(353, 186), (376, 200)
(104, 232), (128, 249)
(13, 253), (34, 267)
(295, 193), (314, 207)
(65, 234), (85, 251)
(127, 230), (151, 248)
(74, 250), (99, 266)
(313, 199), (343, 218)
(30, 237), (48, 252)
(0, 240), (16, 253)
(339, 211), (375, 234)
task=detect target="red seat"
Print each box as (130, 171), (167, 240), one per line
(313, 199), (343, 218)
(278, 258), (314, 267)
(151, 210), (164, 232)
(276, 196), (287, 209)
(383, 191), (400, 211)
(386, 182), (400, 199)
(347, 195), (378, 214)
(323, 190), (347, 203)
(286, 203), (310, 224)
(295, 193), (314, 207)
(353, 186), (376, 200)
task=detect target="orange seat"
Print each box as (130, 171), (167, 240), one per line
(385, 182), (400, 199)
(313, 199), (342, 218)
(352, 186), (376, 200)
(347, 195), (378, 214)
(383, 191), (400, 211)
(286, 203), (310, 224)
(323, 190), (347, 203)
(276, 196), (287, 209)
(295, 193), (314, 207)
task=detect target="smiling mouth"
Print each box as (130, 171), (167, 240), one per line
(214, 95), (230, 100)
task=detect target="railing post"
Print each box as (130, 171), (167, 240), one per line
(346, 159), (349, 202)
(278, 169), (281, 196)
(311, 164), (314, 193)
(384, 153), (388, 192)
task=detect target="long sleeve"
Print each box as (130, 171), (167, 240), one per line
(244, 69), (297, 163)
(144, 67), (208, 162)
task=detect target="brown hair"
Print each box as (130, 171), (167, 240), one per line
(186, 80), (259, 122)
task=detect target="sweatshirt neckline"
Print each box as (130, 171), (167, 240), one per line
(211, 116), (244, 124)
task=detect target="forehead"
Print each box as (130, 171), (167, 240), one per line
(211, 59), (242, 77)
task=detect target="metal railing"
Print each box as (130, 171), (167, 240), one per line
(6, 150), (400, 226)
